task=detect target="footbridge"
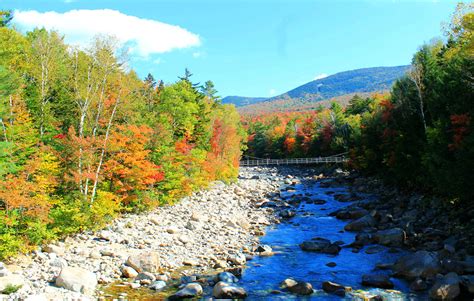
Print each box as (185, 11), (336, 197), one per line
(240, 153), (348, 166)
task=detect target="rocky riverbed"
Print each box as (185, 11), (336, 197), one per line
(0, 166), (473, 300)
(0, 167), (284, 300)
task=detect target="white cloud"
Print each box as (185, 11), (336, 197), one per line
(13, 9), (201, 57)
(192, 52), (202, 58)
(269, 89), (276, 96)
(313, 73), (328, 81)
(153, 58), (162, 64)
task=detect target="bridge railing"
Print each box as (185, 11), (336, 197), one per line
(239, 156), (348, 166)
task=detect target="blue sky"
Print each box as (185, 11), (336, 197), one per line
(3, 0), (460, 97)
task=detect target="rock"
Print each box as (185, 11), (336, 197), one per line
(213, 281), (247, 299)
(361, 274), (394, 289)
(0, 263), (10, 277)
(169, 283), (203, 300)
(55, 267), (97, 295)
(43, 244), (65, 255)
(344, 215), (376, 231)
(288, 281), (313, 295)
(254, 244), (273, 256)
(136, 272), (156, 282)
(122, 266), (138, 278)
(149, 280), (166, 291)
(49, 257), (68, 268)
(392, 251), (441, 279)
(352, 233), (372, 247)
(279, 210), (296, 218)
(218, 272), (239, 283)
(166, 226), (179, 234)
(97, 230), (114, 241)
(149, 216), (160, 225)
(183, 259), (199, 266)
(228, 253), (246, 266)
(0, 274), (25, 292)
(429, 272), (460, 300)
(322, 281), (345, 293)
(126, 252), (160, 273)
(332, 208), (369, 220)
(213, 260), (228, 269)
(300, 238), (341, 255)
(372, 228), (405, 246)
(461, 275), (474, 294)
(410, 278), (428, 292)
(178, 235), (191, 244)
(280, 278), (298, 289)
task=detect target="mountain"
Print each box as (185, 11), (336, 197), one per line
(223, 65), (410, 111)
(274, 65), (410, 101)
(221, 96), (267, 107)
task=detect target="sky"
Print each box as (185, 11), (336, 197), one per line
(2, 0), (461, 97)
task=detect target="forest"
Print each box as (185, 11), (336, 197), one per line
(244, 6), (473, 205)
(0, 11), (245, 259)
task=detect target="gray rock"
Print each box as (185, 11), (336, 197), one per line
(218, 272), (239, 283)
(126, 252), (160, 273)
(169, 283), (203, 300)
(43, 244), (65, 255)
(213, 281), (247, 299)
(280, 278), (298, 289)
(55, 267), (97, 295)
(136, 272), (156, 282)
(344, 215), (376, 231)
(228, 253), (246, 266)
(322, 281), (346, 294)
(149, 280), (166, 291)
(429, 272), (460, 300)
(361, 274), (394, 289)
(461, 275), (474, 294)
(300, 238), (341, 255)
(254, 244), (273, 256)
(410, 278), (428, 292)
(372, 228), (405, 246)
(393, 251), (441, 279)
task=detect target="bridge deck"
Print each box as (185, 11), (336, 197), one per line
(240, 156), (347, 166)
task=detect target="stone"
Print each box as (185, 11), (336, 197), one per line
(429, 272), (460, 300)
(55, 267), (97, 295)
(365, 245), (385, 254)
(279, 210), (296, 218)
(136, 272), (156, 282)
(149, 216), (160, 225)
(326, 262), (337, 268)
(218, 272), (239, 283)
(126, 252), (160, 273)
(372, 228), (405, 246)
(333, 208), (369, 220)
(361, 274), (394, 289)
(166, 226), (179, 234)
(149, 280), (166, 291)
(288, 281), (313, 295)
(410, 278), (428, 292)
(183, 259), (199, 266)
(344, 215), (376, 231)
(0, 274), (25, 292)
(280, 278), (298, 289)
(392, 251), (441, 279)
(461, 275), (474, 294)
(213, 281), (247, 299)
(300, 238), (341, 255)
(254, 244), (273, 256)
(122, 266), (138, 278)
(169, 283), (203, 300)
(228, 253), (246, 266)
(43, 244), (65, 255)
(322, 281), (345, 293)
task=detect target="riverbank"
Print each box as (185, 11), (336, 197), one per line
(0, 167), (284, 300)
(1, 166), (473, 300)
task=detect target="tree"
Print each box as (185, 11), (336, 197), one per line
(0, 10), (13, 27)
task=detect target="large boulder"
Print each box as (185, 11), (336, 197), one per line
(344, 215), (376, 231)
(126, 252), (160, 273)
(288, 282), (313, 295)
(361, 274), (394, 289)
(372, 228), (405, 246)
(300, 238), (341, 255)
(218, 272), (239, 283)
(322, 281), (348, 296)
(212, 281), (247, 299)
(393, 251), (441, 280)
(429, 272), (460, 300)
(55, 267), (97, 295)
(169, 283), (203, 300)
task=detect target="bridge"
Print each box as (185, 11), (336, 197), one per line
(240, 154), (348, 166)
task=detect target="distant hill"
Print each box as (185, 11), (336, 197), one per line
(221, 96), (267, 107)
(223, 65), (410, 113)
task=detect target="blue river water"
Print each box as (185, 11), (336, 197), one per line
(238, 179), (422, 300)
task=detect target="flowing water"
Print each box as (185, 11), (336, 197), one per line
(237, 177), (423, 300)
